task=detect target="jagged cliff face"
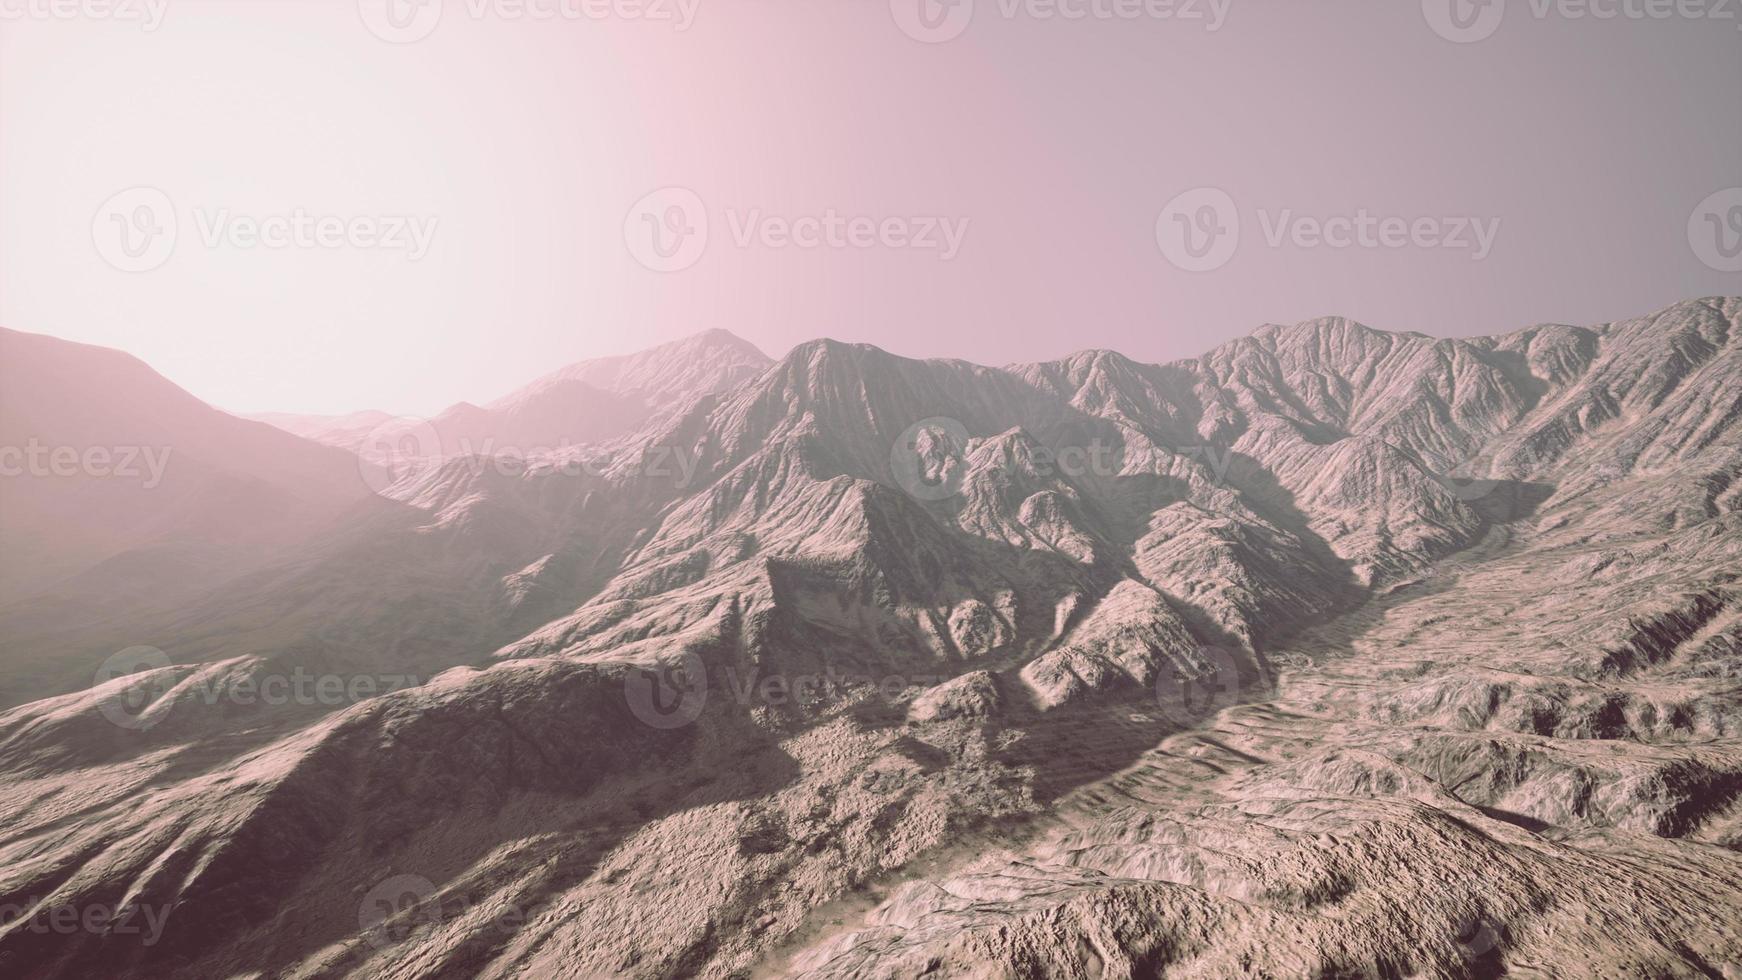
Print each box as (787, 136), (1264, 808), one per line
(1, 298), (1739, 978)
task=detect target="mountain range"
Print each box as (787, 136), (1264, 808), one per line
(0, 298), (1738, 978)
(249, 329), (774, 465)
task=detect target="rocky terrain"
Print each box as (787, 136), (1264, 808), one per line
(0, 297), (1739, 978)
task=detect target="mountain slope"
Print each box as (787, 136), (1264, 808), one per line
(257, 329), (775, 463)
(518, 327), (774, 416)
(0, 299), (1738, 978)
(242, 411), (395, 453)
(0, 328), (391, 705)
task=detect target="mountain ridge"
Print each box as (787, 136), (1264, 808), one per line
(0, 298), (1738, 978)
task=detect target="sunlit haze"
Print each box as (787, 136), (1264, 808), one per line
(2, 1), (1737, 416)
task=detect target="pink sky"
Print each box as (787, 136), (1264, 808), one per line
(2, 0), (1738, 417)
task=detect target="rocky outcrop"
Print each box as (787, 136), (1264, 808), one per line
(2, 298), (1741, 978)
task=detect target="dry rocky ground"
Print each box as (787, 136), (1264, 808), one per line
(1, 298), (1739, 978)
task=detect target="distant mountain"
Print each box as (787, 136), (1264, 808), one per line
(0, 328), (378, 597)
(1, 300), (1739, 979)
(513, 327), (773, 416)
(242, 410), (394, 452)
(0, 328), (388, 705)
(255, 329), (775, 463)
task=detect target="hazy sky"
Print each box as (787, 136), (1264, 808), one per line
(2, 0), (1738, 416)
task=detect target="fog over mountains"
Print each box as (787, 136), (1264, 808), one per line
(251, 329), (775, 466)
(1, 298), (1739, 978)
